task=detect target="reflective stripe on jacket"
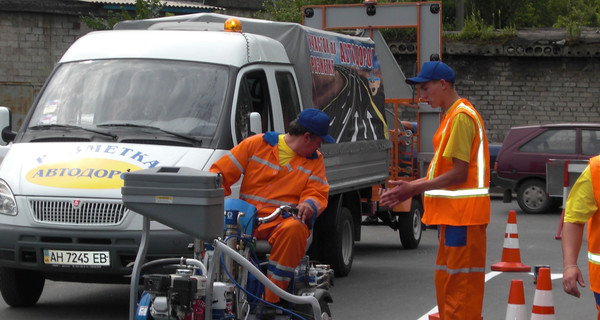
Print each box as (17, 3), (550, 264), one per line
(422, 98), (490, 226)
(587, 155), (600, 292)
(209, 132), (329, 218)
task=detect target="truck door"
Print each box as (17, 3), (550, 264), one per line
(232, 66), (301, 145)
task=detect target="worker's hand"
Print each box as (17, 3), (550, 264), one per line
(563, 265), (585, 298)
(295, 202), (314, 225)
(380, 180), (413, 208)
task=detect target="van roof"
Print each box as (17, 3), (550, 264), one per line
(60, 30), (290, 67)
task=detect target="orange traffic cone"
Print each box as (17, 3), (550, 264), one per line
(491, 210), (531, 272)
(530, 267), (555, 319)
(505, 279), (527, 320)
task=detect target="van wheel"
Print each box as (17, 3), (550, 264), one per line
(0, 267), (45, 307)
(517, 179), (551, 214)
(399, 199), (423, 249)
(322, 207), (354, 277)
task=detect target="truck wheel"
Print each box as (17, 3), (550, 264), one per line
(323, 207), (354, 277)
(398, 199), (423, 249)
(517, 179), (551, 214)
(0, 267), (45, 307)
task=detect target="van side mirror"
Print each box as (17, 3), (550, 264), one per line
(249, 112), (262, 135)
(0, 107), (15, 145)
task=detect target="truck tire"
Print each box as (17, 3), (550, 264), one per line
(322, 207), (354, 277)
(0, 267), (45, 307)
(399, 199), (423, 249)
(517, 179), (551, 214)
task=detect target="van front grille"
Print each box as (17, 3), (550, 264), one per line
(30, 199), (127, 225)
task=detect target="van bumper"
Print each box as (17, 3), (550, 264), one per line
(0, 225), (194, 283)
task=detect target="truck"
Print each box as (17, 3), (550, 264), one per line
(0, 2), (442, 307)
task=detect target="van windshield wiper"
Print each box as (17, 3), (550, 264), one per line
(96, 123), (202, 145)
(29, 124), (118, 139)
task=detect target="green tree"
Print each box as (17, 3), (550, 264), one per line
(554, 0), (600, 41)
(81, 0), (167, 30)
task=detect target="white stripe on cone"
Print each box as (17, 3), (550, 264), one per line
(505, 304), (527, 320)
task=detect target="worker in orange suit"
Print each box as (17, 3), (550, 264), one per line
(210, 108), (332, 318)
(562, 155), (600, 319)
(380, 61), (490, 320)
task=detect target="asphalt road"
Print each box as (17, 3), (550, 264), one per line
(0, 198), (596, 319)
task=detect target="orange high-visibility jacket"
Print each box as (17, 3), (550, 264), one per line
(210, 132), (329, 219)
(587, 155), (600, 293)
(423, 98), (490, 226)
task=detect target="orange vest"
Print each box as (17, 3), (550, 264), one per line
(587, 155), (600, 292)
(209, 132), (329, 218)
(422, 98), (490, 226)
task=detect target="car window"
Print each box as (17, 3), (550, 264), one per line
(582, 129), (600, 156)
(519, 129), (576, 154)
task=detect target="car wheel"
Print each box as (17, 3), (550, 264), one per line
(517, 179), (552, 214)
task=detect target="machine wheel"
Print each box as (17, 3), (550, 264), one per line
(0, 267), (45, 307)
(322, 207), (354, 277)
(318, 302), (331, 320)
(398, 199), (423, 249)
(517, 179), (551, 214)
(295, 288), (332, 320)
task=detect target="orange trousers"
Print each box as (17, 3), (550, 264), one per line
(254, 216), (310, 303)
(435, 224), (487, 320)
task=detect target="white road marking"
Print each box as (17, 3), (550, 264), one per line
(416, 271), (563, 319)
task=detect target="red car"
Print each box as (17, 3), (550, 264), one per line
(492, 123), (600, 213)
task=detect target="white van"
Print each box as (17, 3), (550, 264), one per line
(0, 13), (391, 306)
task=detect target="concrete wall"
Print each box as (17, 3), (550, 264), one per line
(0, 11), (90, 129)
(395, 55), (600, 143)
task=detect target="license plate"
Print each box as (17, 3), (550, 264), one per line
(43, 249), (110, 267)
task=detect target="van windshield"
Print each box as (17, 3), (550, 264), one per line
(28, 59), (228, 138)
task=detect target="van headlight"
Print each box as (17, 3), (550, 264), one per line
(0, 179), (17, 216)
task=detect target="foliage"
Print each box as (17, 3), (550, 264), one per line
(81, 0), (167, 30)
(445, 11), (517, 44)
(255, 0), (402, 23)
(554, 0), (600, 41)
(254, 0), (311, 23)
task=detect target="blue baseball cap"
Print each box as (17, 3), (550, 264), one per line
(297, 108), (335, 143)
(406, 61), (455, 84)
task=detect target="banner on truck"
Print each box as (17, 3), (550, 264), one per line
(306, 30), (387, 143)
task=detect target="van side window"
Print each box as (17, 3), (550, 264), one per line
(519, 129), (576, 154)
(275, 71), (301, 132)
(235, 70), (273, 143)
(582, 129), (600, 155)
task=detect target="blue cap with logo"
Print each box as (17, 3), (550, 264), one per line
(406, 61), (455, 84)
(297, 108), (335, 143)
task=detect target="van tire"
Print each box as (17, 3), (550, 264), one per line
(321, 206), (354, 277)
(517, 179), (551, 214)
(399, 199), (423, 249)
(0, 267), (45, 307)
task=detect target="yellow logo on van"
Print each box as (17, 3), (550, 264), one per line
(26, 158), (143, 189)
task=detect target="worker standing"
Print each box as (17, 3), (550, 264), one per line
(561, 155), (600, 319)
(380, 61), (490, 320)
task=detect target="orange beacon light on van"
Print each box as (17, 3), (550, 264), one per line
(224, 18), (242, 32)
